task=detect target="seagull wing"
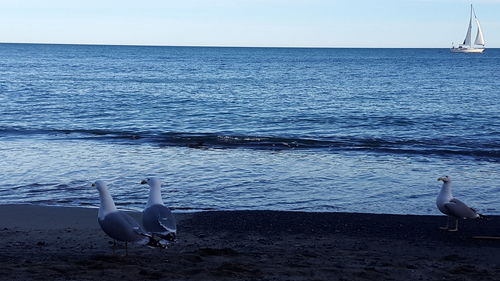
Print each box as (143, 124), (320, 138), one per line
(155, 205), (176, 233)
(143, 205), (177, 234)
(444, 198), (479, 219)
(99, 212), (149, 243)
(158, 213), (177, 233)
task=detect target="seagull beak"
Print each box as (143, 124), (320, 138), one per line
(437, 177), (444, 182)
(140, 180), (147, 185)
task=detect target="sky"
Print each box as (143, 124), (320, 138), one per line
(0, 0), (499, 48)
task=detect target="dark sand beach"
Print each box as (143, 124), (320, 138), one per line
(1, 204), (500, 281)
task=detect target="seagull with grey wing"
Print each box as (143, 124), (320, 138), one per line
(141, 177), (177, 245)
(93, 180), (164, 256)
(436, 176), (486, 231)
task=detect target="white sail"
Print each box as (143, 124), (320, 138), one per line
(463, 8), (473, 46)
(474, 18), (485, 46)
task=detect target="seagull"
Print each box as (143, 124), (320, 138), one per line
(93, 180), (163, 255)
(436, 176), (485, 231)
(141, 177), (177, 244)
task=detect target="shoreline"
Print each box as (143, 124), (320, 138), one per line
(1, 204), (500, 280)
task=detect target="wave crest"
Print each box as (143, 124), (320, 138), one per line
(1, 127), (498, 161)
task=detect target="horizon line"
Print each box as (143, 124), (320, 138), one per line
(2, 41), (495, 49)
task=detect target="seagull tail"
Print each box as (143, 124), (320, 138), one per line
(472, 208), (488, 220)
(149, 232), (176, 248)
(478, 213), (488, 220)
(145, 235), (168, 249)
(158, 232), (176, 242)
(136, 232), (168, 249)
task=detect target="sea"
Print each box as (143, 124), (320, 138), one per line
(0, 43), (498, 215)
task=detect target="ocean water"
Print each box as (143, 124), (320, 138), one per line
(0, 43), (498, 215)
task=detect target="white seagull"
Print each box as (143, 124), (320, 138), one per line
(436, 176), (485, 231)
(93, 180), (163, 255)
(141, 177), (177, 244)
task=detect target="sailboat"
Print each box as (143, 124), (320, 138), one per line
(451, 4), (485, 53)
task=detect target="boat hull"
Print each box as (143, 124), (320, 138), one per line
(450, 48), (485, 53)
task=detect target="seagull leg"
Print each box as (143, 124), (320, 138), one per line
(112, 240), (116, 255)
(439, 216), (450, 230)
(448, 218), (459, 232)
(125, 241), (128, 257)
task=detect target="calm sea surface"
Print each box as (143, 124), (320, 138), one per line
(0, 43), (498, 214)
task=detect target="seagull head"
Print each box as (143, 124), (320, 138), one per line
(92, 180), (108, 192)
(140, 177), (162, 188)
(437, 176), (451, 183)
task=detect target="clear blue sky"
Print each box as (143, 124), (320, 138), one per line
(0, 0), (499, 48)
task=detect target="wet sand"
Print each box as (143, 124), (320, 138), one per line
(1, 204), (500, 280)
